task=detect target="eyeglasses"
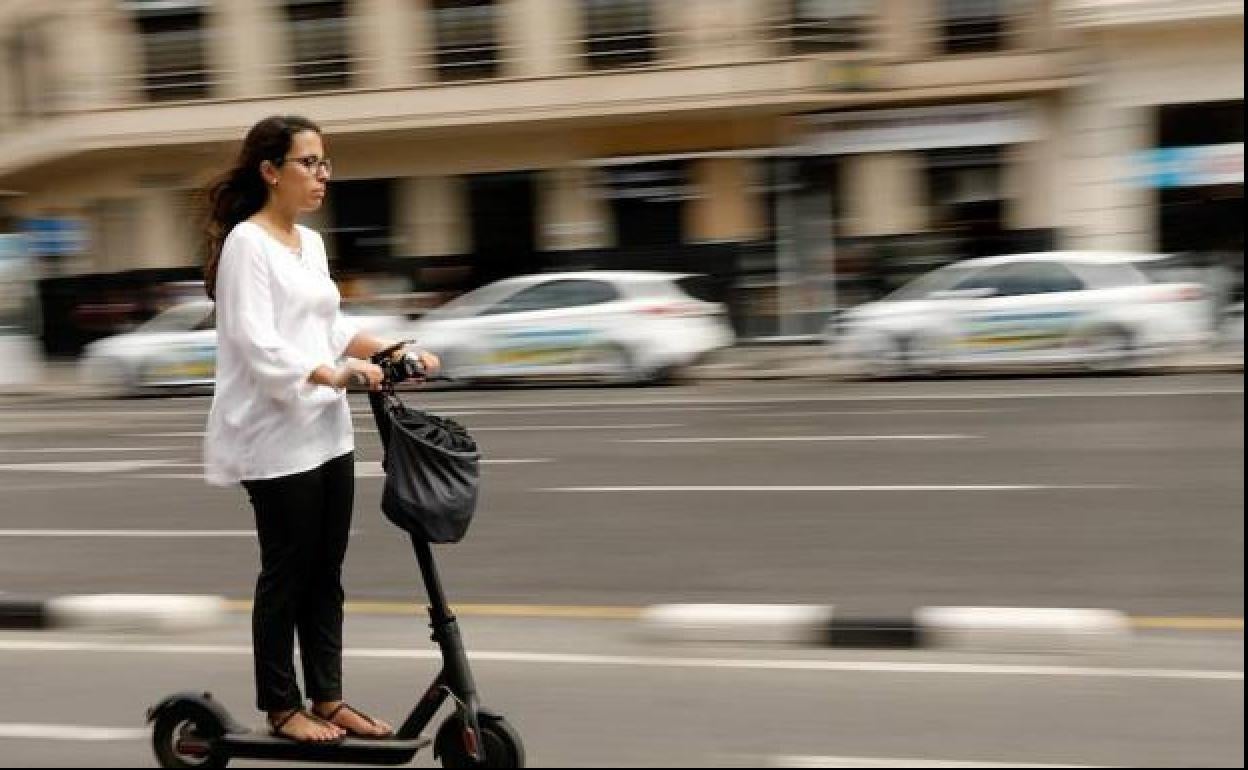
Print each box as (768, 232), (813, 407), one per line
(281, 155), (333, 176)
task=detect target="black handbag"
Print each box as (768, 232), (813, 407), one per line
(380, 396), (480, 543)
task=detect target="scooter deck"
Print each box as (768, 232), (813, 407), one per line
(218, 730), (431, 765)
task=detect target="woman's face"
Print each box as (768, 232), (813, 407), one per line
(267, 130), (330, 213)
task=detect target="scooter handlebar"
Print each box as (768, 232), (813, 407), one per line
(370, 340), (426, 386)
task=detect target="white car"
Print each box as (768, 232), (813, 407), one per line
(79, 299), (403, 395)
(1221, 301), (1243, 350)
(833, 252), (1214, 376)
(403, 271), (735, 384)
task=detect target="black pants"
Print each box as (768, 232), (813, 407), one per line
(242, 451), (354, 713)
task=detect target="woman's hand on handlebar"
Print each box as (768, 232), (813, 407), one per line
(334, 359), (384, 391)
(411, 350), (440, 376)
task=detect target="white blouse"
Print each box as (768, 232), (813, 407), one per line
(203, 221), (360, 486)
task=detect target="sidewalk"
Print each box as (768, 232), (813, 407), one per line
(1, 345), (1242, 402)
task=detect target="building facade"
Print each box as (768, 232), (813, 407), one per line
(2, 0), (1233, 346)
(1057, 0), (1242, 306)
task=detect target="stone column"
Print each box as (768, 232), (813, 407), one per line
(398, 176), (470, 257)
(353, 0), (412, 88)
(687, 157), (764, 243)
(844, 152), (927, 237)
(213, 0), (287, 98)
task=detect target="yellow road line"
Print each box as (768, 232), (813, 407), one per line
(223, 599), (641, 620)
(221, 600), (1241, 630)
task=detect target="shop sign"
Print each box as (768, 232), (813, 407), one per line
(801, 102), (1038, 155)
(1131, 143), (1244, 188)
(21, 217), (86, 257)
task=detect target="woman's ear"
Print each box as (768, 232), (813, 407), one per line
(259, 160), (279, 187)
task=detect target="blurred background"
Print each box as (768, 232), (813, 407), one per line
(0, 1), (1243, 767)
(0, 0), (1242, 378)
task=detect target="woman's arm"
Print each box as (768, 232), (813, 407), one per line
(343, 331), (441, 375)
(342, 330), (392, 361)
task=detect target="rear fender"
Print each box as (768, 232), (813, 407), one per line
(146, 691), (244, 733)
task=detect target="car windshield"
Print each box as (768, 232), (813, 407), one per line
(1069, 260), (1152, 289)
(421, 282), (524, 321)
(885, 264), (978, 301)
(138, 302), (212, 333)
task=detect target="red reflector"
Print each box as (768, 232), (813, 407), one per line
(641, 303), (704, 317)
(1160, 286), (1205, 302)
(463, 727), (479, 758)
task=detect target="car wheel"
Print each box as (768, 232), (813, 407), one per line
(80, 357), (134, 398)
(1073, 326), (1137, 373)
(856, 335), (915, 380)
(593, 343), (645, 385)
(437, 349), (477, 388)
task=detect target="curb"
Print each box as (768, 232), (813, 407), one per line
(640, 604), (1132, 652)
(0, 594), (228, 633)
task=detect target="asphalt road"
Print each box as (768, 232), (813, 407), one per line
(1, 374), (1243, 615)
(0, 373), (1243, 767)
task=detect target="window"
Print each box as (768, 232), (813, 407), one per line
(1156, 101), (1244, 259)
(1073, 261), (1150, 290)
(939, 0), (1012, 55)
(952, 264), (1012, 294)
(784, 0), (871, 54)
(327, 179), (396, 267)
(887, 264), (979, 301)
(602, 161), (690, 248)
(1007, 262), (1084, 295)
(954, 262), (1084, 297)
(7, 16), (58, 117)
(582, 0), (657, 70)
(127, 0), (211, 101)
(1159, 100), (1244, 149)
(483, 280), (620, 315)
(139, 301), (213, 333)
(925, 146), (1005, 244)
(431, 0), (501, 81)
(284, 0), (352, 91)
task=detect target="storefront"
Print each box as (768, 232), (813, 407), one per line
(1058, 9), (1243, 315)
(759, 100), (1058, 337)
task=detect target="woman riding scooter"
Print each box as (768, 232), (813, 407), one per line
(201, 115), (439, 744)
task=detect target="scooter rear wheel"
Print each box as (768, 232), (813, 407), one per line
(435, 713), (524, 768)
(152, 702), (228, 769)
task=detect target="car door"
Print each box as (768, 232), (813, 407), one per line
(470, 279), (622, 377)
(141, 305), (217, 386)
(949, 262), (1091, 364)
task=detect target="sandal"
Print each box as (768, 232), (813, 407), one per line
(317, 702), (394, 739)
(269, 709), (344, 744)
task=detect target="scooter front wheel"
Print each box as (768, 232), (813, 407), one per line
(151, 702), (228, 769)
(435, 713), (525, 768)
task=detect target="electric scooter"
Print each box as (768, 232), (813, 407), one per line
(147, 343), (524, 768)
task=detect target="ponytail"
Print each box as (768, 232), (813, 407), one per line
(203, 166), (266, 299)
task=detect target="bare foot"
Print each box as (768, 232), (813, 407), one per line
(313, 701), (394, 738)
(268, 709), (344, 743)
